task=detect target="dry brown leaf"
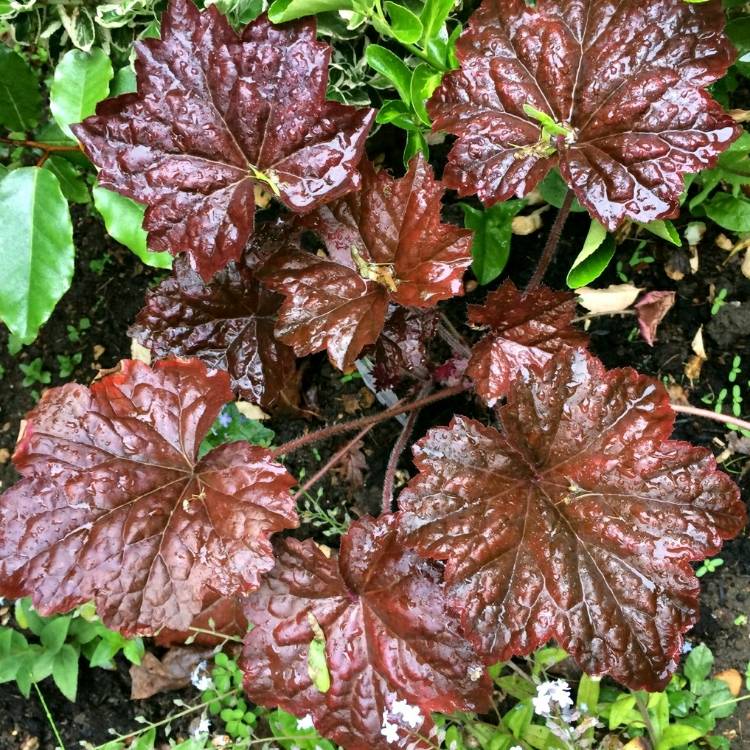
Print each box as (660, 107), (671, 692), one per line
(715, 668), (742, 697)
(684, 355), (704, 383)
(742, 247), (750, 279)
(129, 339), (150, 364)
(130, 646), (213, 699)
(512, 206), (548, 235)
(692, 327), (707, 360)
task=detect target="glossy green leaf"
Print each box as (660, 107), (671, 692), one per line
(110, 65), (137, 96)
(705, 192), (750, 232)
(684, 644), (713, 690)
(576, 674), (600, 712)
(93, 186), (172, 268)
(365, 44), (412, 104)
(375, 99), (418, 130)
(608, 693), (637, 730)
(268, 0), (353, 22)
(0, 45), (41, 131)
(410, 63), (442, 125)
(43, 155), (90, 204)
(306, 615), (331, 693)
(567, 219), (615, 288)
(656, 723), (705, 750)
(385, 2), (423, 44)
(641, 219), (680, 246)
(420, 0), (454, 44)
(504, 699), (533, 737)
(52, 643), (79, 701)
(404, 128), (427, 165)
(539, 169), (586, 212)
(50, 48), (114, 139)
(461, 200), (525, 285)
(0, 167), (75, 343)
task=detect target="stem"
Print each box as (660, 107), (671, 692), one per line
(438, 313), (472, 358)
(33, 682), (66, 750)
(382, 383), (432, 514)
(293, 423), (376, 501)
(671, 403), (750, 434)
(272, 384), (466, 459)
(0, 136), (81, 155)
(634, 692), (659, 747)
(188, 626), (244, 644)
(525, 188), (574, 294)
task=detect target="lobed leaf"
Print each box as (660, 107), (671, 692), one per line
(262, 155), (472, 370)
(428, 0), (741, 229)
(130, 223), (297, 408)
(241, 516), (491, 750)
(398, 348), (745, 690)
(0, 359), (298, 635)
(466, 280), (587, 405)
(72, 0), (374, 280)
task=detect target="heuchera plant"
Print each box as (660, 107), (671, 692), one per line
(0, 0), (746, 748)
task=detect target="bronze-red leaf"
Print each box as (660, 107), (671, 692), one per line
(635, 290), (676, 346)
(428, 0), (741, 229)
(397, 348), (745, 690)
(466, 280), (587, 404)
(262, 155), (472, 369)
(241, 516), (491, 750)
(129, 228), (297, 409)
(72, 0), (374, 280)
(0, 359), (298, 635)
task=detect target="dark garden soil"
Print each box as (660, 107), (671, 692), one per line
(0, 174), (749, 748)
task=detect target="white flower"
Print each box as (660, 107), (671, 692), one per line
(390, 699), (423, 730)
(510, 746), (523, 750)
(380, 718), (400, 744)
(297, 714), (316, 731)
(192, 715), (210, 738)
(682, 640), (694, 654)
(190, 660), (214, 692)
(532, 679), (572, 717)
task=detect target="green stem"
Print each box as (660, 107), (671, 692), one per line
(188, 626), (244, 644)
(634, 692), (659, 747)
(33, 682), (67, 750)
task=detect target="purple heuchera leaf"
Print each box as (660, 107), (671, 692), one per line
(428, 0), (741, 229)
(241, 515), (491, 750)
(130, 222), (297, 409)
(397, 348), (745, 690)
(466, 280), (587, 405)
(0, 359), (298, 635)
(261, 155), (472, 370)
(73, 0), (374, 280)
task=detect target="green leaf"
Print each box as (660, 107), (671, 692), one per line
(110, 66), (137, 96)
(93, 186), (172, 268)
(695, 679), (735, 720)
(608, 693), (637, 730)
(410, 63), (442, 125)
(648, 690), (670, 738)
(14, 599), (46, 635)
(268, 0), (353, 23)
(40, 617), (71, 653)
(705, 192), (750, 233)
(52, 643), (79, 701)
(504, 698), (533, 738)
(375, 99), (418, 130)
(656, 723), (705, 750)
(122, 637), (145, 665)
(365, 44), (412, 104)
(0, 167), (75, 343)
(31, 647), (55, 682)
(0, 45), (41, 131)
(576, 674), (601, 712)
(43, 155), (90, 204)
(495, 674), (536, 701)
(130, 728), (157, 750)
(419, 0), (454, 44)
(404, 128), (428, 166)
(684, 644), (713, 689)
(88, 636), (119, 669)
(385, 2), (423, 44)
(58, 5), (96, 52)
(50, 48), (114, 139)
(567, 219), (615, 288)
(640, 219), (680, 246)
(461, 200), (524, 285)
(306, 614), (331, 693)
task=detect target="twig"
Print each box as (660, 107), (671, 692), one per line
(525, 188), (575, 294)
(671, 403), (750, 434)
(293, 423), (376, 501)
(0, 136), (81, 167)
(438, 313), (472, 358)
(382, 383), (432, 513)
(272, 384), (466, 458)
(33, 682), (66, 750)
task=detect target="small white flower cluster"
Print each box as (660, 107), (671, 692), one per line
(191, 714), (211, 739)
(190, 660), (214, 692)
(380, 699), (424, 744)
(531, 679), (573, 717)
(297, 714), (316, 731)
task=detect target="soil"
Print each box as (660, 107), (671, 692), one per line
(0, 165), (749, 748)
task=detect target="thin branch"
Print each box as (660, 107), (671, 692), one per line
(293, 423), (376, 501)
(382, 383), (432, 514)
(525, 188), (575, 294)
(0, 136), (82, 158)
(671, 403), (750, 434)
(438, 313), (472, 358)
(272, 384), (466, 459)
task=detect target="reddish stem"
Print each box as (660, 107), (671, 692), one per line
(0, 136), (82, 156)
(381, 383), (432, 514)
(525, 188), (574, 294)
(671, 403), (750, 433)
(292, 423), (376, 501)
(272, 384), (466, 459)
